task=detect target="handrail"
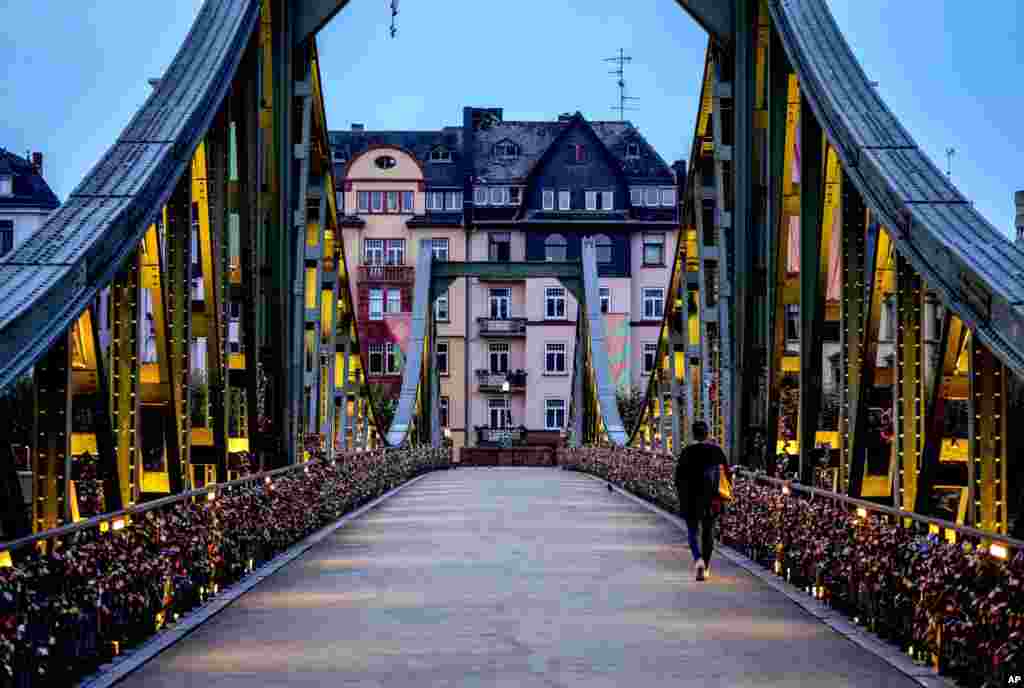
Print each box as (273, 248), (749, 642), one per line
(737, 467), (1024, 550)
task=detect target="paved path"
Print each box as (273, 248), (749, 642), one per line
(119, 468), (919, 687)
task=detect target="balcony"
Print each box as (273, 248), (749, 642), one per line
(358, 264), (414, 283)
(477, 317), (527, 337)
(475, 369), (527, 392)
(475, 425), (527, 447)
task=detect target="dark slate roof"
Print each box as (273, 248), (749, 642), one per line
(473, 116), (674, 184)
(0, 149), (59, 210)
(329, 128), (464, 186)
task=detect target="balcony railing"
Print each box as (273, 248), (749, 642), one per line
(358, 264), (414, 283)
(475, 425), (527, 447)
(477, 317), (527, 336)
(475, 369), (527, 392)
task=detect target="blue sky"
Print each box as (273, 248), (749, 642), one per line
(0, 1), (1020, 237)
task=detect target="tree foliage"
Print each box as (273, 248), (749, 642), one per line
(616, 383), (646, 434)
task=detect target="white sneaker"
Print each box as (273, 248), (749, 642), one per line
(695, 560), (706, 582)
(703, 559), (711, 580)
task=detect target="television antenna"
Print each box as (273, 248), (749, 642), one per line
(389, 0), (399, 38)
(945, 147), (956, 178)
(604, 48), (639, 122)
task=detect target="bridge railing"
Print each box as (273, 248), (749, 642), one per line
(0, 446), (450, 687)
(561, 447), (1024, 686)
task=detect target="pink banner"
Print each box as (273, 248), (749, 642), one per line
(384, 313), (412, 367)
(605, 313), (632, 391)
(784, 214), (842, 302)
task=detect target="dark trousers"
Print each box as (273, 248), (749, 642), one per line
(685, 515), (715, 564)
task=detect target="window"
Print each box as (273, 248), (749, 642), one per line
(509, 187), (521, 206)
(571, 144), (587, 163)
(599, 287), (610, 314)
(489, 288), (511, 320)
(642, 288), (665, 320)
(357, 191), (370, 212)
(401, 191), (414, 212)
(427, 191), (444, 211)
(642, 232), (665, 265)
(474, 187), (487, 206)
(489, 398), (511, 428)
(386, 288), (401, 314)
(660, 188), (677, 207)
(785, 304), (800, 341)
(630, 188), (643, 206)
(385, 239), (405, 265)
(0, 175), (12, 196)
(643, 342), (658, 374)
(446, 191), (462, 210)
(586, 191), (598, 211)
(545, 399), (566, 430)
(386, 191), (398, 212)
(229, 301), (242, 320)
(488, 232), (511, 262)
(0, 220), (13, 256)
(435, 289), (450, 321)
(371, 191), (384, 212)
(430, 147), (451, 162)
(494, 141), (520, 159)
(644, 188), (659, 207)
(545, 343), (566, 374)
(436, 341), (449, 375)
(375, 155), (397, 170)
(368, 343), (385, 375)
(626, 142), (640, 158)
(489, 342), (509, 374)
(440, 396), (450, 428)
(542, 189), (554, 210)
(544, 234), (567, 262)
(602, 190), (614, 211)
(490, 187), (507, 206)
(369, 289), (384, 321)
(558, 190), (571, 210)
(431, 237), (449, 261)
(545, 287), (566, 319)
(386, 343), (400, 374)
(594, 234), (612, 264)
(364, 238), (384, 265)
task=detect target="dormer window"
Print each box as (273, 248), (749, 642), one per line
(0, 175), (11, 196)
(570, 144), (587, 163)
(430, 147), (452, 163)
(626, 142), (640, 158)
(494, 141), (520, 159)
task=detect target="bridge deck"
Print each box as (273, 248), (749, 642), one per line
(119, 468), (918, 687)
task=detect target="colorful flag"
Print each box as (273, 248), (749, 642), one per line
(604, 313), (632, 390)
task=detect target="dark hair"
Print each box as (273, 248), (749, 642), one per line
(692, 420), (709, 441)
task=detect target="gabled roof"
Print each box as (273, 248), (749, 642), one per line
(329, 128), (464, 186)
(0, 149), (59, 210)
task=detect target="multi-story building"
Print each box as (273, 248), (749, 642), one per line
(331, 109), (681, 458)
(0, 149), (59, 257)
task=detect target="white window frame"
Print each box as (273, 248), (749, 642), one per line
(643, 342), (658, 374)
(602, 190), (614, 211)
(630, 188), (643, 206)
(488, 287), (511, 320)
(371, 191), (384, 212)
(386, 288), (401, 314)
(427, 191), (444, 211)
(435, 289), (450, 321)
(0, 175), (11, 196)
(436, 341), (449, 375)
(545, 399), (566, 430)
(368, 343), (385, 375)
(599, 286), (611, 314)
(489, 342), (510, 374)
(401, 190), (414, 212)
(446, 191), (462, 210)
(585, 191), (598, 211)
(508, 187), (521, 206)
(474, 187), (487, 206)
(431, 237), (449, 262)
(385, 239), (405, 266)
(386, 190), (399, 212)
(644, 188), (659, 207)
(642, 287), (665, 321)
(661, 188), (677, 207)
(385, 342), (400, 374)
(364, 238), (384, 265)
(488, 397), (511, 428)
(545, 286), (566, 320)
(558, 190), (571, 210)
(489, 187), (506, 206)
(542, 189), (554, 210)
(369, 288), (384, 321)
(642, 232), (665, 265)
(626, 142), (640, 158)
(357, 191), (370, 212)
(594, 234), (612, 264)
(545, 342), (567, 374)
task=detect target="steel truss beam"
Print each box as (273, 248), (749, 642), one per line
(894, 253), (923, 511)
(32, 331), (71, 532)
(968, 337), (1009, 533)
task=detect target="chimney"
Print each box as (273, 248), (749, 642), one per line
(672, 159), (687, 192)
(31, 152), (43, 176)
(351, 123), (364, 132)
(558, 113), (573, 122)
(1016, 190), (1024, 246)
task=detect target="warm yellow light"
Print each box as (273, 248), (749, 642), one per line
(0, 551), (12, 568)
(990, 543), (1009, 560)
(265, 476), (272, 485)
(782, 485), (791, 495)
(112, 518), (126, 531)
(856, 507), (868, 518)
(206, 491), (216, 502)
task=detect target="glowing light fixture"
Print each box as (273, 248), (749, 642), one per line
(112, 518), (126, 531)
(782, 485), (791, 495)
(206, 491), (216, 502)
(990, 543), (1009, 560)
(856, 507), (868, 518)
(0, 551), (11, 568)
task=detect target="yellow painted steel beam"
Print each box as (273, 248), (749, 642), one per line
(895, 253), (923, 510)
(969, 337), (1008, 533)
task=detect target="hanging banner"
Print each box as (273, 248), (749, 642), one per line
(383, 313), (412, 369)
(605, 313), (632, 391)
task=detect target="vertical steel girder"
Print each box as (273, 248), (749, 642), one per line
(838, 175), (868, 494)
(797, 104), (826, 484)
(87, 304), (121, 511)
(110, 257), (141, 508)
(969, 337), (1008, 532)
(894, 253), (923, 511)
(32, 331), (71, 532)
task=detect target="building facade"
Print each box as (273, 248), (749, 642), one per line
(331, 109), (681, 456)
(0, 149), (59, 257)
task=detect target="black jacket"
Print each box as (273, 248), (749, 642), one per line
(674, 441), (728, 519)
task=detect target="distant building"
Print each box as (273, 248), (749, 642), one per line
(0, 149), (59, 257)
(331, 108), (681, 455)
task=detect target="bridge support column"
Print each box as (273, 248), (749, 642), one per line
(32, 331), (72, 532)
(164, 174), (194, 493)
(894, 254), (923, 511)
(87, 304), (121, 512)
(572, 335), (583, 448)
(339, 334), (350, 450)
(968, 337), (1008, 532)
(111, 257), (141, 508)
